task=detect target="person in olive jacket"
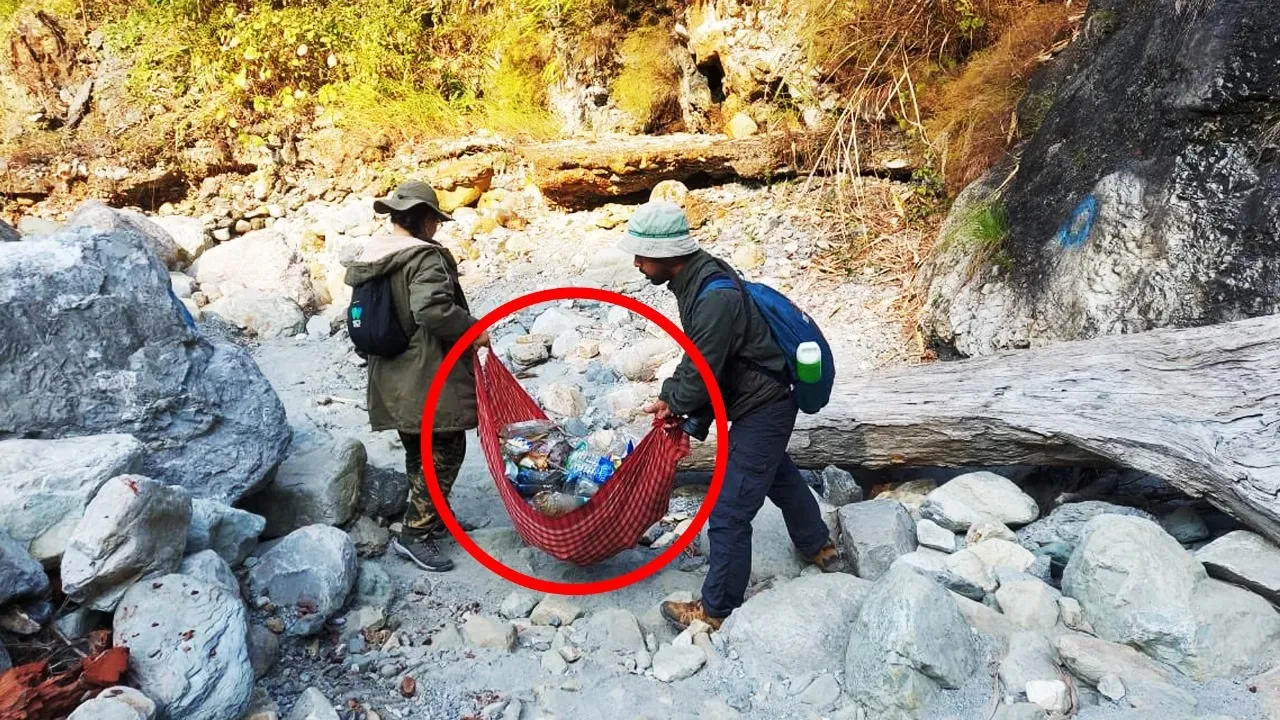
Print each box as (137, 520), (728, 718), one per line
(621, 201), (842, 630)
(344, 180), (489, 573)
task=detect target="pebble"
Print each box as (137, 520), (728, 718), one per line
(266, 618), (285, 633)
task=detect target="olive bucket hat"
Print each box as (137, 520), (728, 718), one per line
(372, 180), (453, 221)
(619, 200), (697, 258)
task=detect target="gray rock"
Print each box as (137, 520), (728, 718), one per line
(837, 499), (917, 580)
(1016, 501), (1155, 556)
(499, 591), (539, 619)
(186, 499), (265, 567)
(577, 608), (647, 658)
(1098, 673), (1125, 701)
(244, 437), (366, 538)
(0, 435), (144, 564)
(0, 228), (290, 503)
(607, 339), (677, 381)
(1055, 632), (1196, 710)
(151, 215), (213, 264)
(916, 519), (957, 553)
(68, 200), (181, 270)
(248, 525), (357, 636)
(844, 564), (980, 716)
(68, 697), (147, 720)
(1188, 578), (1280, 679)
(248, 624), (280, 679)
(191, 228), (318, 311)
(169, 272), (197, 298)
(993, 704), (1046, 720)
(966, 517), (1017, 546)
(799, 674), (841, 708)
(530, 307), (589, 338)
(541, 648), (569, 674)
(531, 596), (583, 627)
(462, 615), (517, 651)
(347, 516), (390, 557)
(653, 643), (706, 682)
(1057, 597), (1088, 631)
(821, 466), (863, 506)
(993, 572), (1061, 632)
(1196, 530), (1280, 604)
(999, 631), (1060, 701)
(179, 550), (239, 597)
(944, 539), (1036, 596)
(538, 382), (586, 417)
(56, 606), (109, 640)
(509, 336), (551, 367)
(203, 290), (307, 339)
(286, 688), (338, 720)
(61, 476), (192, 611)
(356, 465), (409, 520)
(550, 330), (581, 358)
(921, 472), (1039, 531)
(113, 574), (253, 720)
(16, 216), (57, 237)
(0, 529), (48, 606)
(0, 218), (18, 242)
(890, 548), (986, 600)
(339, 560), (393, 636)
(724, 573), (872, 678)
(1159, 506), (1209, 544)
(1026, 680), (1069, 713)
(94, 687), (156, 719)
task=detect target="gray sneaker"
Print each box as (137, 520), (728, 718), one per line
(392, 535), (454, 572)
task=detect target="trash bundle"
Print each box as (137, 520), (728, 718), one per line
(500, 419), (634, 518)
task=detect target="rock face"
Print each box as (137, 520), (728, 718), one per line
(1063, 515), (1280, 678)
(837, 500), (917, 580)
(114, 574), (253, 720)
(179, 549), (240, 596)
(1017, 501), (1154, 557)
(844, 565), (980, 716)
(192, 228), (318, 311)
(0, 529), (49, 607)
(61, 476), (192, 612)
(920, 472), (1039, 531)
(0, 227), (291, 503)
(150, 215), (213, 264)
(921, 0), (1280, 356)
(0, 434), (144, 563)
(724, 573), (872, 677)
(1196, 530), (1280, 604)
(247, 525), (357, 636)
(185, 499), (265, 568)
(244, 437), (366, 539)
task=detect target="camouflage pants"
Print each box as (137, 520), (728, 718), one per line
(399, 431), (467, 537)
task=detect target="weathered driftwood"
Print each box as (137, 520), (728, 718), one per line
(681, 315), (1280, 544)
(520, 132), (919, 209)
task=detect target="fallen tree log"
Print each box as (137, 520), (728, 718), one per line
(680, 314), (1280, 544)
(520, 132), (920, 209)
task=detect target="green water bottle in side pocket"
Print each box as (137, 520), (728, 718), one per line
(794, 341), (824, 409)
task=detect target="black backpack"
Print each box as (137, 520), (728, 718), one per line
(347, 274), (410, 357)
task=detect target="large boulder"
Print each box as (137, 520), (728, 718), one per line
(1017, 500), (1155, 561)
(243, 437), (366, 539)
(202, 289), (307, 339)
(920, 0), (1280, 356)
(0, 227), (291, 503)
(1055, 632), (1197, 710)
(921, 472), (1039, 531)
(0, 435), (144, 564)
(67, 201), (181, 270)
(179, 549), (240, 597)
(837, 499), (917, 580)
(149, 215), (213, 264)
(844, 565), (980, 717)
(1063, 515), (1280, 678)
(0, 529), (48, 606)
(1196, 530), (1280, 605)
(723, 573), (872, 678)
(61, 476), (192, 612)
(113, 574), (253, 720)
(192, 228), (318, 311)
(185, 499), (265, 568)
(247, 525), (357, 636)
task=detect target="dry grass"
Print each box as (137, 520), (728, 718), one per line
(612, 26), (682, 132)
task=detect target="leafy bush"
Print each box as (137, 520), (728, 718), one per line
(611, 26), (680, 132)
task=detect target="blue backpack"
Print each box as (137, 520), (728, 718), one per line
(696, 274), (836, 414)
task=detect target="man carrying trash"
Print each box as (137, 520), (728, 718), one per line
(621, 200), (842, 631)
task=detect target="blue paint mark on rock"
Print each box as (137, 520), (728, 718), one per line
(1055, 194), (1098, 248)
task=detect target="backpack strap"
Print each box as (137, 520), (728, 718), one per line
(693, 271), (792, 390)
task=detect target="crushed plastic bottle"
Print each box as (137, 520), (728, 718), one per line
(531, 490), (585, 518)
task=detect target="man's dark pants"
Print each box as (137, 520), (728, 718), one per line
(700, 396), (831, 618)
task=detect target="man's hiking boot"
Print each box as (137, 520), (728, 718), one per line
(391, 534), (454, 572)
(809, 542), (845, 573)
(660, 599), (724, 631)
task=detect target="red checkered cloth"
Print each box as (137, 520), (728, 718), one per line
(475, 352), (690, 566)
